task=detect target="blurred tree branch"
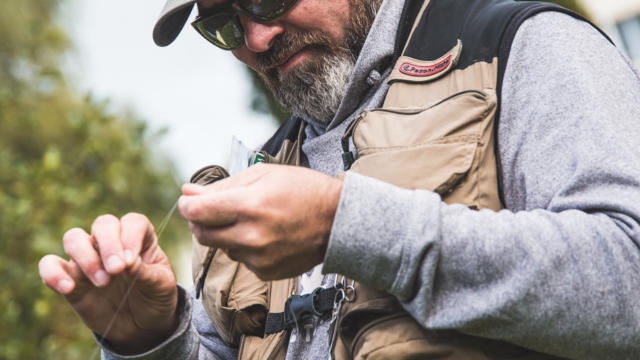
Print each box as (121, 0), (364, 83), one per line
(0, 0), (188, 358)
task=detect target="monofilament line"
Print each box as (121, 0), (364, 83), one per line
(89, 199), (179, 360)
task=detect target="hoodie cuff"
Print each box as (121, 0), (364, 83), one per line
(97, 286), (199, 360)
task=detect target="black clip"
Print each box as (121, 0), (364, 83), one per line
(284, 288), (323, 328)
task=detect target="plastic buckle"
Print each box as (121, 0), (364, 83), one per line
(284, 288), (323, 328)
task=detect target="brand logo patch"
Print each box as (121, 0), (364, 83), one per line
(399, 55), (453, 77)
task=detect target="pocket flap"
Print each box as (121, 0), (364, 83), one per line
(353, 90), (491, 152)
(349, 140), (477, 195)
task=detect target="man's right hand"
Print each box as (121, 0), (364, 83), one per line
(38, 213), (178, 354)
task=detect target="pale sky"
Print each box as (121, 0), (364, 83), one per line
(66, 0), (278, 182)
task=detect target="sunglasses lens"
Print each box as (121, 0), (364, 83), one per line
(193, 14), (244, 49)
(237, 0), (297, 19)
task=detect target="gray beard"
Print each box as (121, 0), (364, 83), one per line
(272, 52), (356, 126)
(257, 0), (381, 125)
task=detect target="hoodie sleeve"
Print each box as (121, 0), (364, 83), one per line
(98, 286), (237, 360)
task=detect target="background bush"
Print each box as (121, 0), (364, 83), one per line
(0, 0), (188, 358)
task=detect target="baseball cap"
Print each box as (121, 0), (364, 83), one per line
(153, 0), (196, 47)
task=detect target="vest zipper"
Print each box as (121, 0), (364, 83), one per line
(370, 89), (486, 115)
(340, 89), (486, 171)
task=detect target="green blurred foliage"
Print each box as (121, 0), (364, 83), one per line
(0, 0), (188, 358)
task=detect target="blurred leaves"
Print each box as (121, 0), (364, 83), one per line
(0, 0), (187, 358)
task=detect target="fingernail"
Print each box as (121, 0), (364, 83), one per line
(124, 250), (134, 265)
(105, 255), (124, 273)
(94, 270), (110, 286)
(58, 279), (74, 294)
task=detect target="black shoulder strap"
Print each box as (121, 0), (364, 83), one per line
(393, 0), (427, 65)
(260, 116), (304, 157)
(394, 0), (612, 76)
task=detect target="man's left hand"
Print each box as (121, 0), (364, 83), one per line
(178, 164), (343, 280)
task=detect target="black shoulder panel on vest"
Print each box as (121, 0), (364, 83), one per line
(403, 0), (538, 68)
(393, 0), (427, 65)
(260, 116), (303, 157)
(398, 0), (612, 71)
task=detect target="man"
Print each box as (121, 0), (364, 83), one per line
(39, 0), (640, 358)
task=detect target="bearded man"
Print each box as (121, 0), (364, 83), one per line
(39, 0), (640, 358)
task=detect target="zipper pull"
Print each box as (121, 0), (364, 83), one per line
(304, 322), (314, 342)
(341, 113), (364, 171)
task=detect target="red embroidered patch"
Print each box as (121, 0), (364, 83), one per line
(399, 55), (453, 77)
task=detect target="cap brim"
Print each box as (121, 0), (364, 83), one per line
(153, 0), (196, 47)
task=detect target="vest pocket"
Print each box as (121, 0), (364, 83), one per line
(348, 313), (547, 360)
(199, 248), (269, 346)
(349, 313), (464, 360)
(347, 90), (495, 203)
(351, 139), (477, 196)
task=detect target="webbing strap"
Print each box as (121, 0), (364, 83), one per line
(265, 287), (337, 334)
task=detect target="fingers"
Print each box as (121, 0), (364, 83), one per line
(56, 213), (159, 291)
(120, 213), (156, 267)
(189, 222), (250, 251)
(179, 165), (277, 226)
(190, 224), (288, 281)
(181, 164), (270, 195)
(39, 254), (77, 294)
(91, 214), (126, 275)
(63, 227), (111, 287)
(178, 187), (247, 227)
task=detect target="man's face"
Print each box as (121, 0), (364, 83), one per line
(198, 0), (379, 123)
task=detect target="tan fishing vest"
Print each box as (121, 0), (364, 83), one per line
(189, 0), (609, 358)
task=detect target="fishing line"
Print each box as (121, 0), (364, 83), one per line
(89, 199), (180, 360)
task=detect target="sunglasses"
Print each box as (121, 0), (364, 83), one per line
(191, 0), (298, 50)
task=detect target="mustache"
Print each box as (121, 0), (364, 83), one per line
(255, 31), (339, 72)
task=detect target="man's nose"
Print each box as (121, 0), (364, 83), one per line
(239, 15), (283, 53)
